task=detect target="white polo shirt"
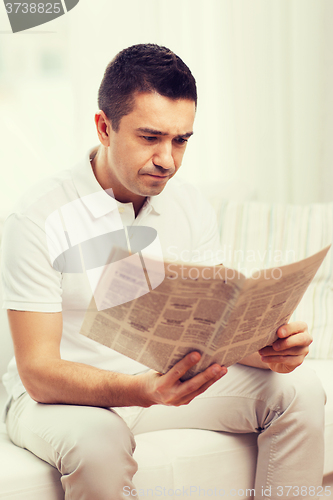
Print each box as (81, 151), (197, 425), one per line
(1, 149), (222, 400)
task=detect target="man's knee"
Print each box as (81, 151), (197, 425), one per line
(275, 364), (325, 410)
(260, 364), (326, 431)
(60, 408), (138, 499)
(62, 407), (136, 467)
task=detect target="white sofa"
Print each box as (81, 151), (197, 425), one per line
(1, 199), (333, 499)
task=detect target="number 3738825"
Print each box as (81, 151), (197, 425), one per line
(5, 3), (61, 14)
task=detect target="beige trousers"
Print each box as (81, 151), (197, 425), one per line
(6, 363), (326, 500)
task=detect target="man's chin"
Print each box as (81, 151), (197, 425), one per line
(140, 178), (170, 196)
(142, 184), (167, 197)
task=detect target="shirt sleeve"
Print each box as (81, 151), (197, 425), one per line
(1, 213), (63, 312)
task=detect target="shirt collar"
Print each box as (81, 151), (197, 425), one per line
(71, 147), (161, 218)
(142, 197), (161, 216)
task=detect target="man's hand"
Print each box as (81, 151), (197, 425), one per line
(259, 321), (312, 373)
(137, 352), (227, 407)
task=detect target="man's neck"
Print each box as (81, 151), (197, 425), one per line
(90, 147), (146, 217)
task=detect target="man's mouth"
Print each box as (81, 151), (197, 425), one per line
(145, 173), (169, 179)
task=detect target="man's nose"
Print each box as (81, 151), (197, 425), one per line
(153, 142), (175, 171)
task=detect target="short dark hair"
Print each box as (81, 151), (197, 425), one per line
(98, 43), (197, 131)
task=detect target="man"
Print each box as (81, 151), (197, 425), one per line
(1, 44), (325, 499)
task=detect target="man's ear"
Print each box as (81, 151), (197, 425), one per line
(95, 111), (111, 146)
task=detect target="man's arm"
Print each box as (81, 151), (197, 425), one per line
(8, 310), (227, 408)
(238, 321), (312, 373)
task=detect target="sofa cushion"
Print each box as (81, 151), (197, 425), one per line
(133, 430), (257, 496)
(0, 424), (64, 500)
(218, 202), (333, 359)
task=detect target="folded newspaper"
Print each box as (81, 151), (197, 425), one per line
(80, 245), (330, 379)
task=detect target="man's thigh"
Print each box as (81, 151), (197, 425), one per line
(6, 392), (136, 470)
(129, 362), (325, 435)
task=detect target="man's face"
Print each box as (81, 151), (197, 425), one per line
(102, 92), (196, 201)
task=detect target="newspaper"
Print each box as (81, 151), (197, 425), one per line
(80, 245), (330, 379)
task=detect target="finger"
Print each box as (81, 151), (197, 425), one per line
(174, 367), (228, 406)
(163, 352), (202, 386)
(260, 344), (310, 357)
(260, 345), (310, 360)
(272, 331), (312, 352)
(174, 363), (227, 402)
(277, 321), (308, 338)
(260, 330), (312, 354)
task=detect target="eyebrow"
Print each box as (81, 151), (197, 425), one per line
(136, 127), (194, 138)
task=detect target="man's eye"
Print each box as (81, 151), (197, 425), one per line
(174, 137), (188, 145)
(143, 136), (157, 142)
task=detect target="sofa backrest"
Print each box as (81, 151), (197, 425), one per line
(217, 201), (333, 360)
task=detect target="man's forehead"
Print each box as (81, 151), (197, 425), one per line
(132, 90), (195, 107)
(122, 92), (196, 135)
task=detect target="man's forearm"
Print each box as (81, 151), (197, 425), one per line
(23, 353), (228, 410)
(24, 358), (149, 407)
